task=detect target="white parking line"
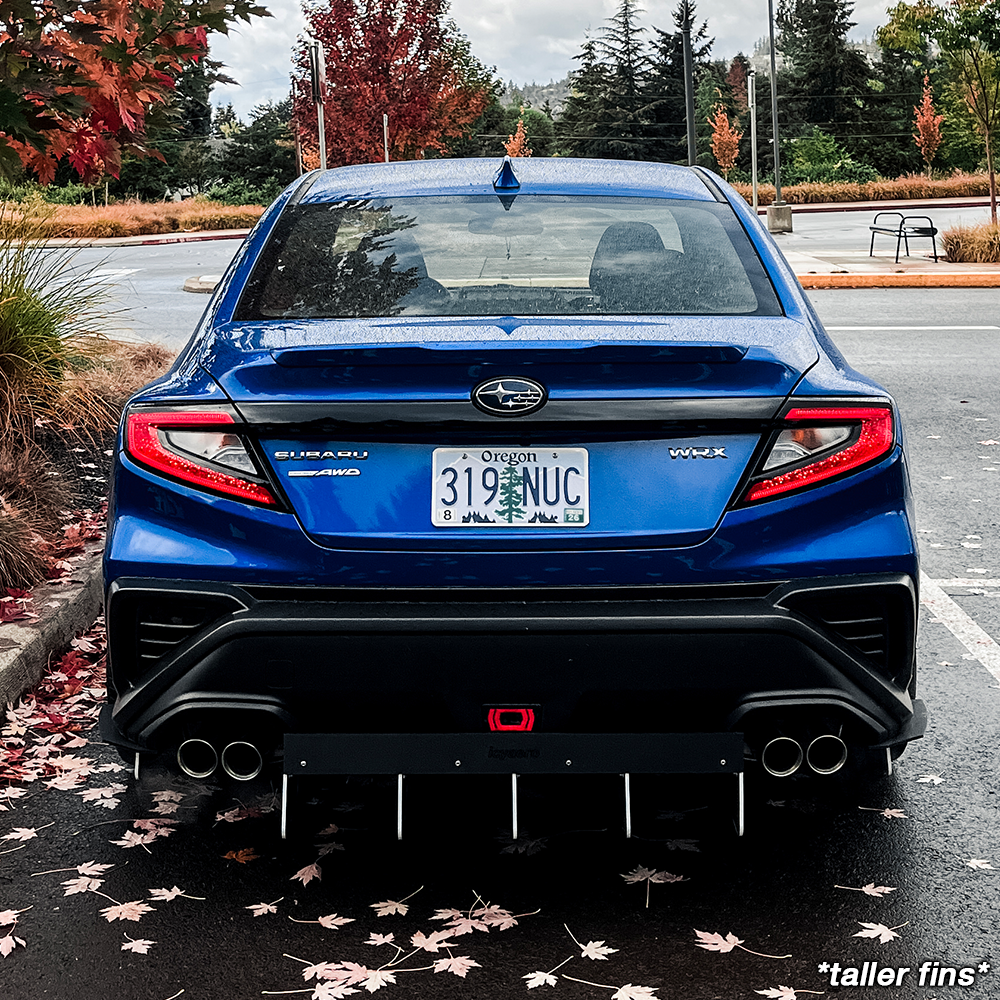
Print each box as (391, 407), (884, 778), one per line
(922, 573), (1000, 685)
(827, 325), (1000, 331)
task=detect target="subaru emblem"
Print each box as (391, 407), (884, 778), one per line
(471, 377), (547, 417)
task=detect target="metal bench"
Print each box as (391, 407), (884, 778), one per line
(869, 212), (938, 263)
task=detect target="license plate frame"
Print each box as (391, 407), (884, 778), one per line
(431, 446), (589, 527)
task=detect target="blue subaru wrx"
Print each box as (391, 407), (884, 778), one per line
(101, 158), (925, 818)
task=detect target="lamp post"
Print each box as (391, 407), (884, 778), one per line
(765, 0), (792, 232)
(306, 37), (327, 171)
(748, 66), (758, 213)
(681, 0), (697, 166)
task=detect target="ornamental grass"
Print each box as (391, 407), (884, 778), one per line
(0, 202), (174, 588)
(732, 172), (991, 207)
(14, 199), (264, 240)
(941, 223), (1000, 263)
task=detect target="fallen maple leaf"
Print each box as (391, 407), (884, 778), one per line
(581, 940), (619, 961)
(694, 930), (743, 953)
(612, 985), (659, 999)
(2, 827), (40, 842)
(100, 900), (155, 922)
(967, 859), (995, 870)
(121, 936), (156, 954)
(854, 921), (905, 944)
(361, 968), (396, 991)
(365, 932), (394, 945)
(370, 899), (409, 917)
(834, 883), (896, 898)
(916, 774), (944, 785)
(693, 929), (791, 959)
(110, 830), (156, 849)
(411, 929), (454, 952)
(312, 984), (361, 999)
(755, 988), (799, 999)
(622, 866), (688, 907)
(62, 876), (103, 895)
(524, 970), (558, 988)
(433, 954), (480, 977)
(0, 933), (26, 958)
(223, 848), (259, 863)
(76, 861), (113, 876)
(317, 914), (354, 930)
(246, 898), (282, 917)
(292, 863), (322, 886)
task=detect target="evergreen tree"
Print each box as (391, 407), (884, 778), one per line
(494, 465), (525, 523)
(643, 1), (713, 162)
(776, 0), (874, 157)
(215, 100), (296, 191)
(596, 0), (655, 158)
(558, 38), (612, 157)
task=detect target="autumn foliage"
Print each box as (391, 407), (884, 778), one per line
(504, 109), (533, 157)
(293, 0), (493, 167)
(913, 76), (944, 176)
(708, 104), (742, 178)
(0, 0), (268, 184)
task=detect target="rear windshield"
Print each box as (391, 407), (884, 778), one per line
(234, 195), (781, 320)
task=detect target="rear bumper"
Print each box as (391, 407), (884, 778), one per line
(104, 573), (924, 760)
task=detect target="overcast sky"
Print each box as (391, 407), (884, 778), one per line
(210, 0), (894, 120)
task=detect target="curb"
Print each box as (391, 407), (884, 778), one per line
(797, 272), (1000, 288)
(0, 541), (104, 706)
(183, 274), (223, 293)
(45, 229), (251, 249)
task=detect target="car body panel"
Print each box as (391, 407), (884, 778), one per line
(102, 158), (924, 779)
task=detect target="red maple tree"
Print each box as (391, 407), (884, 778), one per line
(708, 104), (742, 179)
(0, 0), (268, 184)
(913, 75), (944, 177)
(504, 108), (532, 157)
(293, 0), (493, 168)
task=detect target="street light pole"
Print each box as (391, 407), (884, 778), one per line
(765, 0), (791, 232)
(748, 67), (758, 213)
(681, 0), (697, 167)
(307, 37), (327, 171)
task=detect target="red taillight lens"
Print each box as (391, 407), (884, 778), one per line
(125, 410), (278, 507)
(742, 406), (894, 504)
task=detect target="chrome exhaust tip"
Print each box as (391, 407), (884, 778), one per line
(806, 734), (848, 775)
(761, 736), (803, 777)
(220, 741), (263, 781)
(177, 738), (218, 779)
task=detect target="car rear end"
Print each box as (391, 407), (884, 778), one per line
(101, 159), (924, 787)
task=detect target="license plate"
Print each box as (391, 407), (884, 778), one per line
(432, 447), (589, 527)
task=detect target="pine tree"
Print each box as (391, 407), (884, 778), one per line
(558, 38), (612, 157)
(494, 465), (525, 523)
(596, 0), (655, 159)
(643, 1), (713, 162)
(776, 0), (873, 153)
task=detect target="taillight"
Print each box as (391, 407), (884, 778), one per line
(741, 406), (894, 504)
(125, 410), (278, 507)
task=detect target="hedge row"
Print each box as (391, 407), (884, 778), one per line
(24, 199), (266, 239)
(731, 171), (992, 206)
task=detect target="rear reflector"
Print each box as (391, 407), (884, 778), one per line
(742, 406), (894, 504)
(126, 411), (278, 507)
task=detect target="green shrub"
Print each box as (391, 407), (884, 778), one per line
(204, 177), (285, 207)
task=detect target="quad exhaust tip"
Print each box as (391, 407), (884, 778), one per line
(220, 741), (264, 781)
(177, 738), (218, 779)
(760, 736), (803, 777)
(806, 734), (848, 775)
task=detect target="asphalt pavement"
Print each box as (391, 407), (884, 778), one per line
(2, 216), (999, 1000)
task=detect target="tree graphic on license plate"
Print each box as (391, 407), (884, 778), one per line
(494, 465), (525, 523)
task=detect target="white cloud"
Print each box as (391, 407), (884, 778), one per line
(207, 0), (896, 120)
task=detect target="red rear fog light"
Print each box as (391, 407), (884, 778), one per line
(488, 708), (535, 731)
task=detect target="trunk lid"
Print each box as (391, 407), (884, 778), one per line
(205, 320), (817, 549)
